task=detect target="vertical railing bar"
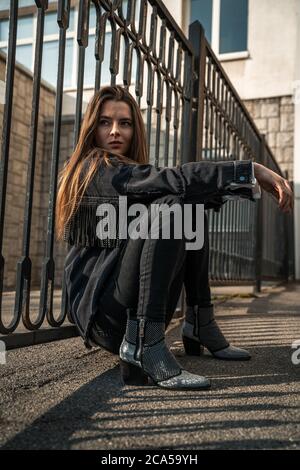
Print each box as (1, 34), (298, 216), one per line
(0, 0), (19, 334)
(154, 70), (162, 167)
(15, 2), (48, 331)
(189, 21), (206, 162)
(146, 59), (153, 152)
(254, 134), (265, 292)
(93, 1), (103, 91)
(181, 50), (193, 164)
(123, 34), (133, 88)
(40, 0), (71, 327)
(135, 47), (143, 104)
(172, 89), (179, 166)
(74, 0), (90, 145)
(163, 81), (171, 166)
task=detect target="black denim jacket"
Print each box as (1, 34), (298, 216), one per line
(63, 154), (256, 248)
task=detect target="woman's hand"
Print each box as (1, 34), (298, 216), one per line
(254, 162), (294, 213)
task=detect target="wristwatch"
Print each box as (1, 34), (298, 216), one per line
(224, 161), (261, 201)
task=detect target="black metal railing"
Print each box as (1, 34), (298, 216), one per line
(190, 25), (293, 284)
(0, 0), (294, 349)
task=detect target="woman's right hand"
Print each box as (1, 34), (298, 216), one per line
(253, 162), (294, 213)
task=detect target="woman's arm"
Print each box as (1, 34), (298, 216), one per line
(112, 158), (293, 211)
(112, 159), (255, 203)
(253, 162), (294, 213)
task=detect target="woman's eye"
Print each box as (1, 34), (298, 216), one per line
(98, 119), (132, 127)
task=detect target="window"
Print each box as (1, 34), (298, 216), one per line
(41, 9), (75, 88)
(0, 14), (35, 70)
(0, 9), (75, 87)
(190, 0), (212, 44)
(42, 38), (74, 88)
(0, 0), (35, 10)
(0, 19), (9, 42)
(0, 0), (56, 10)
(219, 0), (248, 53)
(190, 0), (248, 58)
(16, 14), (33, 39)
(16, 43), (33, 69)
(0, 3), (129, 90)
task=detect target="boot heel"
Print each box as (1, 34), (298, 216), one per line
(119, 359), (148, 386)
(183, 336), (204, 356)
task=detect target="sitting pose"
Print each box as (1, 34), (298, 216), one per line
(56, 86), (293, 390)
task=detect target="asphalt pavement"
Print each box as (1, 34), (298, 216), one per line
(0, 282), (299, 450)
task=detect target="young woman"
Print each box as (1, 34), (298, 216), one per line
(56, 85), (293, 391)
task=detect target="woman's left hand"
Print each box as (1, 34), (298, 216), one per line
(253, 162), (294, 213)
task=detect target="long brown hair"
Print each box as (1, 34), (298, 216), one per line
(55, 85), (149, 241)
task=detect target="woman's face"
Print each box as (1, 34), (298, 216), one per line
(96, 99), (134, 156)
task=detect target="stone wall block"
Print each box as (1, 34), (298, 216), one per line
(261, 103), (279, 118)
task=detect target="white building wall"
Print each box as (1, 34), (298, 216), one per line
(163, 0), (183, 27)
(224, 0), (299, 99)
(182, 0), (299, 101)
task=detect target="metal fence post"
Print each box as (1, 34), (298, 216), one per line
(283, 170), (291, 282)
(175, 21), (206, 318)
(254, 134), (266, 293)
(289, 180), (296, 281)
(188, 21), (206, 162)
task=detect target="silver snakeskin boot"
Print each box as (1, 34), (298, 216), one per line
(182, 305), (251, 360)
(119, 311), (211, 390)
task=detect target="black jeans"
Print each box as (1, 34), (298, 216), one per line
(90, 195), (212, 353)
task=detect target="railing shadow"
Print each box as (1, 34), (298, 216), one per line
(1, 341), (299, 450)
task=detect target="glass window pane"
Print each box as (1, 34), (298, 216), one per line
(84, 35), (96, 87)
(220, 0), (248, 53)
(0, 16), (34, 43)
(84, 33), (111, 87)
(18, 15), (33, 40)
(44, 11), (58, 36)
(68, 8), (75, 32)
(16, 43), (33, 69)
(89, 3), (97, 30)
(41, 41), (58, 87)
(42, 38), (73, 88)
(190, 0), (212, 44)
(0, 19), (9, 42)
(101, 32), (112, 85)
(0, 0), (36, 8)
(19, 0), (35, 6)
(64, 38), (74, 88)
(0, 1), (10, 11)
(44, 8), (75, 36)
(0, 0), (37, 10)
(122, 0), (129, 20)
